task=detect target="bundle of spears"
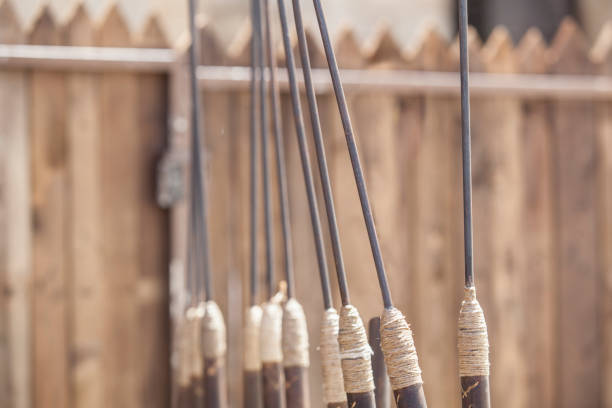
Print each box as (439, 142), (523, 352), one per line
(175, 0), (491, 407)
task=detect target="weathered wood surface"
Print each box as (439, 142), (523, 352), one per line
(285, 366), (310, 408)
(549, 19), (601, 408)
(0, 2), (30, 408)
(394, 384), (428, 408)
(0, 4), (612, 407)
(204, 357), (229, 408)
(460, 376), (490, 408)
(244, 370), (263, 408)
(262, 362), (284, 408)
(347, 391), (376, 408)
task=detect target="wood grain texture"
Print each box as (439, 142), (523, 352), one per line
(136, 15), (171, 408)
(412, 28), (461, 408)
(244, 369), (263, 408)
(393, 384), (427, 408)
(593, 22), (612, 408)
(29, 7), (70, 408)
(285, 366), (310, 408)
(368, 317), (390, 408)
(192, 374), (205, 408)
(516, 28), (555, 408)
(347, 391), (376, 408)
(96, 6), (141, 407)
(0, 2), (30, 408)
(205, 357), (229, 408)
(63, 6), (104, 408)
(474, 27), (527, 408)
(262, 362), (285, 408)
(460, 376), (490, 408)
(549, 19), (601, 408)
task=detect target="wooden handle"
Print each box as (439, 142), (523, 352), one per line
(204, 357), (228, 408)
(460, 376), (490, 408)
(177, 382), (196, 408)
(244, 369), (263, 408)
(369, 317), (390, 408)
(263, 362), (285, 408)
(285, 366), (310, 408)
(347, 391), (376, 408)
(393, 384), (427, 408)
(192, 375), (205, 408)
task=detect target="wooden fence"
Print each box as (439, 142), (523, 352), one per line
(1, 1), (612, 408)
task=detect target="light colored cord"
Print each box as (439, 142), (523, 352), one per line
(282, 298), (310, 367)
(458, 286), (490, 376)
(186, 304), (205, 377)
(338, 305), (374, 393)
(320, 308), (347, 404)
(244, 305), (263, 371)
(202, 301), (227, 359)
(380, 307), (423, 390)
(260, 301), (283, 363)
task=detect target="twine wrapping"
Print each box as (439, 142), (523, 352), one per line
(282, 298), (310, 367)
(320, 308), (347, 404)
(202, 301), (227, 359)
(186, 304), (205, 377)
(380, 307), (423, 390)
(177, 317), (194, 386)
(244, 305), (263, 371)
(260, 301), (283, 363)
(338, 305), (374, 394)
(458, 286), (490, 377)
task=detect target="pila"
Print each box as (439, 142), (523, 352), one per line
(186, 1), (229, 407)
(310, 0), (428, 406)
(261, 1), (312, 407)
(456, 0), (491, 407)
(275, 0), (348, 406)
(286, 0), (378, 406)
(243, 1), (263, 407)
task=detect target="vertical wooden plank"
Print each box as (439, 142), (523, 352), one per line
(0, 2), (30, 408)
(549, 19), (601, 408)
(470, 27), (528, 408)
(592, 21), (612, 408)
(356, 25), (407, 321)
(95, 6), (141, 407)
(199, 20), (231, 318)
(411, 28), (462, 408)
(29, 7), (71, 408)
(62, 5), (103, 408)
(136, 15), (171, 408)
(226, 31), (252, 408)
(305, 26), (364, 407)
(516, 28), (555, 408)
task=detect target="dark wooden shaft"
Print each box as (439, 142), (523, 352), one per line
(263, 362), (285, 408)
(192, 375), (204, 408)
(285, 366), (310, 408)
(393, 384), (427, 408)
(369, 317), (390, 408)
(347, 391), (376, 408)
(460, 376), (490, 408)
(177, 383), (196, 408)
(244, 369), (263, 408)
(204, 357), (228, 408)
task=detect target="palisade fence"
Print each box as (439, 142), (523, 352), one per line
(0, 1), (611, 408)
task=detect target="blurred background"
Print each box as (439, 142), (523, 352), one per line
(12, 0), (612, 44)
(1, 1), (612, 408)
